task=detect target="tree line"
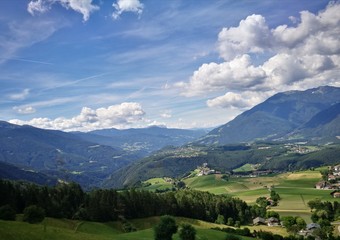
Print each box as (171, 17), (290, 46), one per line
(0, 179), (262, 224)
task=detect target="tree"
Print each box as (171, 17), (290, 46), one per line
(295, 217), (306, 230)
(227, 217), (234, 226)
(266, 211), (280, 220)
(215, 214), (225, 224)
(23, 205), (45, 224)
(154, 215), (178, 240)
(0, 204), (16, 220)
(179, 224), (196, 240)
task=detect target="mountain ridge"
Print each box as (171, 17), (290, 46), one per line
(197, 86), (340, 145)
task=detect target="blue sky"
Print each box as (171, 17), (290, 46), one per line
(0, 0), (339, 131)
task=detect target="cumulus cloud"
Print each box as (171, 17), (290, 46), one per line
(218, 14), (272, 61)
(27, 0), (99, 21)
(9, 102), (145, 131)
(112, 0), (144, 19)
(177, 2), (340, 111)
(207, 91), (269, 109)
(8, 89), (30, 100)
(177, 55), (266, 96)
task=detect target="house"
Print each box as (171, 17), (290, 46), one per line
(306, 223), (320, 231)
(328, 175), (337, 181)
(253, 217), (266, 225)
(331, 191), (340, 198)
(334, 165), (340, 172)
(267, 217), (280, 226)
(315, 181), (331, 189)
(299, 223), (321, 238)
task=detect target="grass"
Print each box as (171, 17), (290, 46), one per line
(183, 169), (335, 222)
(233, 164), (257, 172)
(0, 216), (255, 240)
(142, 177), (173, 191)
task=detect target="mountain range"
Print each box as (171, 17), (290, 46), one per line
(198, 86), (340, 145)
(0, 86), (339, 188)
(73, 126), (207, 156)
(105, 86), (340, 188)
(0, 122), (206, 188)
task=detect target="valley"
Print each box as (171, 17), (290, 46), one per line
(1, 86), (340, 240)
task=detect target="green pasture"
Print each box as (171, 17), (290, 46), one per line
(183, 169), (335, 221)
(142, 177), (173, 191)
(0, 216), (255, 240)
(233, 163), (257, 172)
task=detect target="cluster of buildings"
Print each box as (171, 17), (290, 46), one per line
(315, 165), (340, 196)
(284, 142), (317, 154)
(196, 163), (221, 176)
(253, 217), (321, 238)
(253, 217), (280, 226)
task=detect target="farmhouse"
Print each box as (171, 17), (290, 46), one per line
(196, 163), (216, 176)
(328, 174), (337, 181)
(315, 181), (331, 189)
(331, 191), (340, 198)
(306, 223), (320, 231)
(267, 217), (280, 226)
(334, 165), (340, 172)
(253, 217), (266, 225)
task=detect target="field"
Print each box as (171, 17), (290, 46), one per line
(141, 170), (336, 223)
(182, 169), (335, 222)
(0, 216), (254, 240)
(142, 177), (174, 191)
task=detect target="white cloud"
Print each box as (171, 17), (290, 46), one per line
(8, 89), (30, 100)
(9, 102), (146, 131)
(160, 110), (172, 119)
(178, 55), (266, 96)
(27, 0), (50, 15)
(27, 0), (99, 21)
(13, 106), (36, 114)
(177, 2), (340, 112)
(207, 91), (271, 109)
(112, 0), (144, 19)
(217, 14), (272, 61)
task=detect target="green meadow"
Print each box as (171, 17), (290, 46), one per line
(0, 217), (254, 240)
(184, 169), (334, 222)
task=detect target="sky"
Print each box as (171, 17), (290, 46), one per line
(0, 0), (339, 131)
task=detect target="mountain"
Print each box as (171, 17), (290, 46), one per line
(73, 126), (207, 156)
(105, 86), (340, 188)
(0, 161), (57, 186)
(197, 86), (340, 145)
(289, 102), (340, 140)
(0, 121), (138, 188)
(104, 142), (340, 188)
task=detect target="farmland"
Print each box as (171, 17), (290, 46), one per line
(144, 169), (335, 222)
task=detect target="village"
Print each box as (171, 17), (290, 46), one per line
(315, 165), (340, 198)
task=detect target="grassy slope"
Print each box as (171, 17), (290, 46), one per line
(0, 217), (254, 240)
(233, 163), (257, 172)
(143, 178), (173, 191)
(183, 170), (334, 222)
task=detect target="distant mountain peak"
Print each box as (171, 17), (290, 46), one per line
(197, 86), (340, 145)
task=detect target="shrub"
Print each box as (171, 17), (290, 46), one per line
(154, 215), (178, 240)
(225, 233), (241, 240)
(179, 224), (196, 240)
(23, 205), (45, 224)
(0, 204), (16, 220)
